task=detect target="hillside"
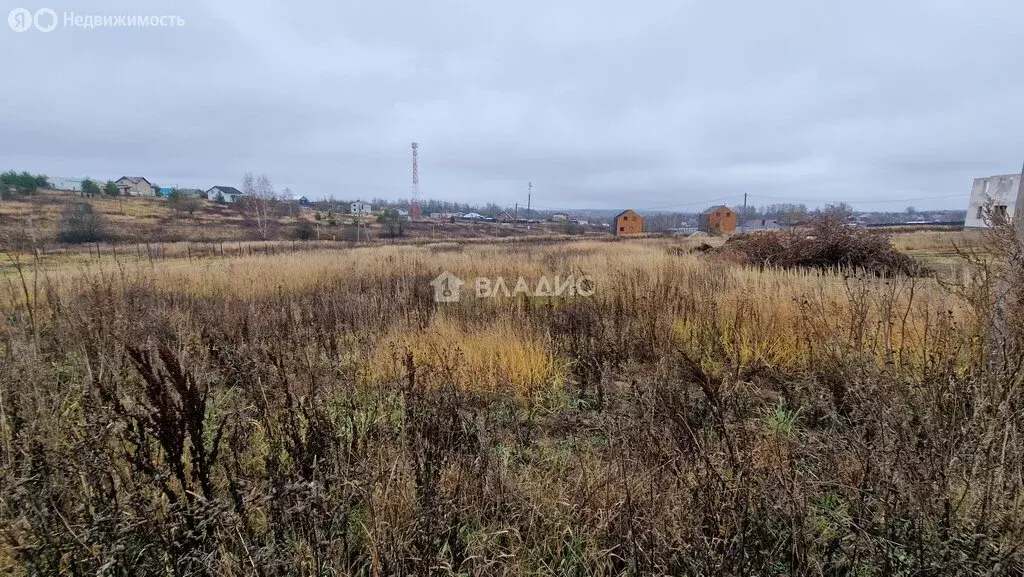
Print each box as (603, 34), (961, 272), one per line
(0, 191), (605, 246)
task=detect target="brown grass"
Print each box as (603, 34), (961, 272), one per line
(0, 191), (612, 247)
(0, 232), (1021, 575)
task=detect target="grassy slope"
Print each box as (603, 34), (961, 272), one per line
(0, 190), (605, 246)
(0, 190), (314, 244)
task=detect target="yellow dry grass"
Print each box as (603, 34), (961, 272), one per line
(0, 190), (314, 245)
(370, 316), (568, 395)
(890, 229), (983, 254)
(2, 236), (972, 393)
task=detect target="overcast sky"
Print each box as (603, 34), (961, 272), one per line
(3, 0), (1022, 211)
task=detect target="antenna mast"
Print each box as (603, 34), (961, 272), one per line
(411, 142), (421, 220)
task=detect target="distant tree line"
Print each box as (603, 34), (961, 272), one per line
(367, 197), (545, 220)
(729, 203), (812, 225)
(736, 202), (965, 225)
(78, 178), (123, 197)
(1, 170), (50, 196)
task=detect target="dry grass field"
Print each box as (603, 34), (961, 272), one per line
(0, 190), (258, 243)
(0, 191), (598, 247)
(1, 223), (1022, 575)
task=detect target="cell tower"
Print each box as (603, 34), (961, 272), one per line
(410, 142), (421, 220)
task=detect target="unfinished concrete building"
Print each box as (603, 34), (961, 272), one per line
(965, 173), (1020, 228)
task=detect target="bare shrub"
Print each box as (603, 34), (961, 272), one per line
(294, 218), (316, 240)
(379, 208), (406, 238)
(715, 218), (926, 276)
(57, 202), (109, 243)
(167, 189), (201, 216)
(944, 200), (1024, 366)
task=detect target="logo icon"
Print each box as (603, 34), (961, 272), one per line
(34, 8), (57, 32)
(430, 271), (463, 303)
(8, 7), (58, 32)
(8, 8), (32, 32)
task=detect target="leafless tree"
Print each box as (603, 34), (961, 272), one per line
(240, 171), (279, 240)
(817, 201), (854, 221)
(168, 188), (201, 217)
(281, 186), (300, 216)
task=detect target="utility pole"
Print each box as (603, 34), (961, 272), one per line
(742, 193), (748, 232)
(527, 182), (532, 230)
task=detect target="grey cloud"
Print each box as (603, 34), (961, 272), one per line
(2, 0), (1023, 210)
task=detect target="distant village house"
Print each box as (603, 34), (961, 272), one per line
(206, 186), (245, 203)
(49, 177), (84, 192)
(614, 209), (644, 236)
(699, 205), (737, 234)
(351, 201), (372, 215)
(158, 187), (203, 197)
(115, 176), (156, 196)
(742, 218), (782, 231)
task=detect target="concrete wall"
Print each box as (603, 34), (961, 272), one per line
(965, 174), (1019, 228)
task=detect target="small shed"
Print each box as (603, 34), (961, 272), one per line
(614, 209), (644, 236)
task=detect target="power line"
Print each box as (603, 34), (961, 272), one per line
(747, 193), (966, 205)
(508, 191), (966, 214)
(636, 196), (742, 212)
(527, 196), (742, 212)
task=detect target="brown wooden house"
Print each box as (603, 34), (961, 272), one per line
(614, 209), (644, 236)
(699, 205), (737, 234)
